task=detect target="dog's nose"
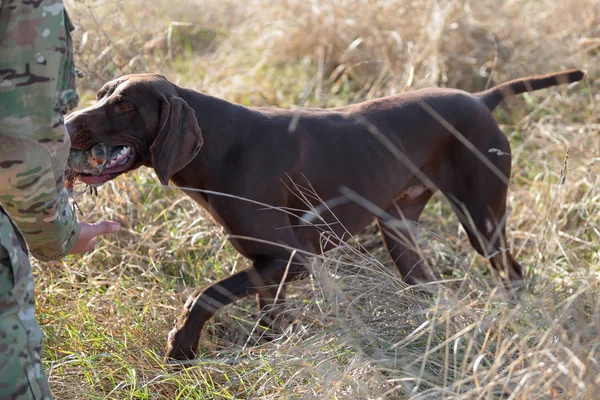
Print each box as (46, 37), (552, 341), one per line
(65, 116), (101, 150)
(89, 143), (108, 169)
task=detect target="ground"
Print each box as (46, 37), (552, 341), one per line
(33, 0), (600, 398)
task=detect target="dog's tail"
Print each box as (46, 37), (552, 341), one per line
(476, 69), (585, 111)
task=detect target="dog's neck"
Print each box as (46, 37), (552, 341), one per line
(169, 87), (257, 190)
(179, 87), (253, 148)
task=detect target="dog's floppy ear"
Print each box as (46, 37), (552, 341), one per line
(150, 96), (203, 186)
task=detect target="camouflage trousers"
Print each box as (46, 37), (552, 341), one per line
(0, 206), (52, 400)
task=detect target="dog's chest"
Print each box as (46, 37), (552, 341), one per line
(184, 190), (210, 209)
(169, 175), (210, 209)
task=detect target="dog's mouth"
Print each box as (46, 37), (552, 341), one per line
(70, 144), (137, 186)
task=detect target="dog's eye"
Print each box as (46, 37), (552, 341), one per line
(115, 102), (132, 112)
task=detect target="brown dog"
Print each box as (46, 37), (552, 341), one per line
(64, 69), (584, 362)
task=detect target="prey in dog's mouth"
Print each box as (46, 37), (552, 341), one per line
(66, 142), (137, 190)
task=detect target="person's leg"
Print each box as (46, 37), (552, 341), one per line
(0, 208), (53, 400)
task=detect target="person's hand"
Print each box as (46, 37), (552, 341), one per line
(68, 221), (121, 254)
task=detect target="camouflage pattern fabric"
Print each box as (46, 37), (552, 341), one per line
(0, 0), (82, 398)
(0, 207), (52, 400)
(0, 0), (80, 261)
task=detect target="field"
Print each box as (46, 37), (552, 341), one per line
(35, 0), (599, 398)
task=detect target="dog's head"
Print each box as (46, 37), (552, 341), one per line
(65, 73), (203, 187)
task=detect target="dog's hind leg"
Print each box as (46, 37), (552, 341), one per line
(441, 126), (524, 285)
(377, 186), (435, 285)
(445, 189), (524, 284)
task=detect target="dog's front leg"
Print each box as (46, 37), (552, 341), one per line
(164, 254), (309, 362)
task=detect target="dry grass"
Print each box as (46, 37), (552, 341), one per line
(32, 0), (600, 398)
